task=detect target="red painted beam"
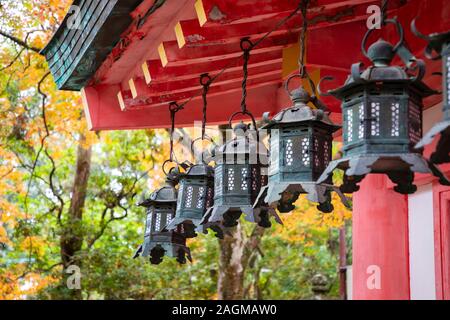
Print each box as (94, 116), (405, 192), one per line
(142, 49), (283, 84)
(195, 0), (300, 25)
(120, 70), (281, 110)
(82, 81), (281, 130)
(195, 0), (406, 26)
(176, 16), (300, 48)
(159, 32), (298, 67)
(182, 0), (407, 48)
(132, 59), (281, 99)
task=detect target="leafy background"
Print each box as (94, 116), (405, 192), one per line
(0, 0), (351, 300)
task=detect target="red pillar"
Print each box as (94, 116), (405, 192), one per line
(352, 175), (410, 300)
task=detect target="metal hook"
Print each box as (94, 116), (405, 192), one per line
(316, 76), (338, 97)
(228, 110), (257, 131)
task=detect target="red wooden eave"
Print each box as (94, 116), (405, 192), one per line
(79, 0), (450, 131)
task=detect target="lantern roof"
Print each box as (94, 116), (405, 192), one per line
(328, 36), (438, 99)
(184, 163), (214, 177)
(328, 64), (438, 100)
(262, 87), (340, 132)
(139, 180), (177, 207)
(213, 124), (268, 157)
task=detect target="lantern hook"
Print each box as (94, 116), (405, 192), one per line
(411, 18), (450, 61)
(190, 135), (215, 165)
(409, 58), (427, 83)
(317, 76), (335, 97)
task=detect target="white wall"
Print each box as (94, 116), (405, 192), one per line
(346, 266), (353, 300)
(408, 183), (436, 300)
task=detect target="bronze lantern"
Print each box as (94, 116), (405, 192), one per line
(204, 122), (280, 228)
(257, 80), (350, 213)
(133, 178), (191, 265)
(318, 18), (449, 194)
(165, 162), (215, 237)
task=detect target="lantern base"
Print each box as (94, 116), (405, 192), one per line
(318, 153), (450, 195)
(204, 205), (281, 229)
(196, 219), (229, 239)
(165, 219), (202, 238)
(257, 182), (351, 214)
(133, 239), (192, 265)
(415, 120), (450, 164)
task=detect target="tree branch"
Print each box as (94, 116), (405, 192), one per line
(0, 30), (42, 54)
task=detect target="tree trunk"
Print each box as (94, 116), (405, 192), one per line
(218, 224), (266, 300)
(218, 223), (246, 300)
(60, 137), (92, 299)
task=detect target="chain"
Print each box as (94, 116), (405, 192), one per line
(298, 0), (309, 78)
(240, 38), (253, 114)
(168, 102), (183, 162)
(168, 0), (305, 123)
(381, 0), (388, 26)
(296, 0), (318, 97)
(200, 73), (212, 139)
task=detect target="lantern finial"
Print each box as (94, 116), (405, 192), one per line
(367, 39), (395, 67)
(290, 87), (311, 104)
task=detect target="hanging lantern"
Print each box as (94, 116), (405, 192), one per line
(205, 121), (280, 228)
(164, 74), (227, 238)
(258, 78), (350, 213)
(133, 178), (192, 265)
(317, 18), (449, 194)
(165, 161), (215, 236)
(412, 22), (450, 164)
(201, 38), (281, 228)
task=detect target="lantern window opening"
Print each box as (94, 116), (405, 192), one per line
(227, 168), (235, 191)
(390, 102), (400, 137)
(185, 185), (194, 208)
(285, 139), (294, 166)
(145, 213), (153, 236)
(371, 102), (381, 137)
(196, 187), (206, 209)
(358, 104), (365, 139)
(346, 109), (353, 142)
(155, 214), (162, 232)
(241, 167), (249, 190)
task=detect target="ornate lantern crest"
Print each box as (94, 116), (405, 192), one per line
(133, 177), (192, 265)
(318, 18), (449, 194)
(258, 78), (349, 213)
(412, 22), (450, 164)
